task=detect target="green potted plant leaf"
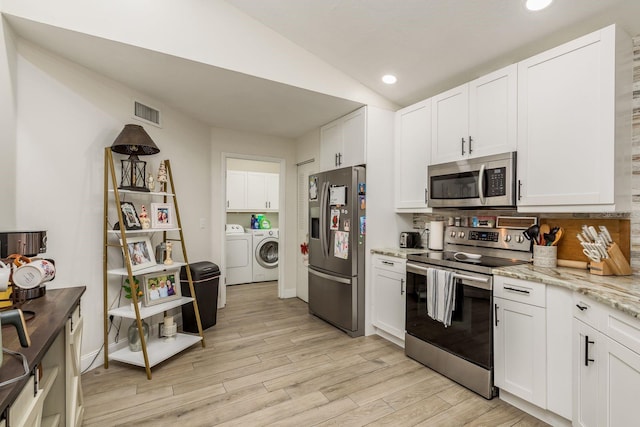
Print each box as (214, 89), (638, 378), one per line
(123, 277), (143, 310)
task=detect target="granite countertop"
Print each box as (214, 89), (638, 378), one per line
(371, 247), (432, 259)
(493, 264), (640, 319)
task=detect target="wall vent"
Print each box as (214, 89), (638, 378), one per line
(134, 101), (161, 127)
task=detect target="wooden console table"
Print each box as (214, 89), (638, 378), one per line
(0, 286), (85, 426)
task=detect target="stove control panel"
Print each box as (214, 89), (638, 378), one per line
(444, 226), (531, 252)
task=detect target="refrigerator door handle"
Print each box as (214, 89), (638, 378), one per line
(320, 181), (330, 257)
(309, 268), (351, 285)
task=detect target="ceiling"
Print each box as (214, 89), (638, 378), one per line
(226, 0), (640, 107)
(5, 0), (640, 139)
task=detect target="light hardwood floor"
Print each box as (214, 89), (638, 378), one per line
(82, 281), (548, 426)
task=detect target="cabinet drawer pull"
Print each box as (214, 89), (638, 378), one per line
(461, 137), (466, 156)
(381, 260), (395, 266)
(494, 303), (499, 326)
(503, 286), (530, 294)
(585, 335), (595, 366)
(576, 304), (588, 311)
(468, 136), (473, 154)
(400, 278), (405, 295)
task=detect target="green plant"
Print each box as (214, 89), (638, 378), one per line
(123, 277), (143, 300)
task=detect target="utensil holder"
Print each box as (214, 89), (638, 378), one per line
(533, 245), (557, 268)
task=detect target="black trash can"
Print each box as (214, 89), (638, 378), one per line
(180, 261), (220, 333)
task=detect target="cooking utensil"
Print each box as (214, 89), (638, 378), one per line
(539, 224), (550, 245)
(588, 226), (599, 242)
(550, 227), (564, 246)
(523, 225), (540, 244)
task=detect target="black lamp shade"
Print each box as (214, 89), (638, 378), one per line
(111, 124), (160, 156)
(111, 124), (160, 191)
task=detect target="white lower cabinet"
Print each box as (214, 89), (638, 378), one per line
(493, 276), (572, 424)
(573, 295), (640, 427)
(494, 277), (547, 408)
(371, 255), (406, 343)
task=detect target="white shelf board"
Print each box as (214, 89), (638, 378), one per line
(108, 297), (194, 319)
(107, 228), (181, 234)
(109, 189), (175, 197)
(109, 333), (202, 367)
(107, 262), (185, 276)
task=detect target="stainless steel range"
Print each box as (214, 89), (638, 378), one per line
(405, 226), (531, 399)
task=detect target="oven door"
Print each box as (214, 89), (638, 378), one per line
(405, 262), (493, 369)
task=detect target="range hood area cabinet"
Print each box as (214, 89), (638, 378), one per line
(319, 107), (366, 172)
(395, 99), (432, 212)
(516, 24), (631, 213)
(430, 64), (517, 165)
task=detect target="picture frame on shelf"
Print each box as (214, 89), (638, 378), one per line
(120, 201), (142, 230)
(151, 203), (175, 229)
(142, 268), (181, 306)
(121, 236), (156, 271)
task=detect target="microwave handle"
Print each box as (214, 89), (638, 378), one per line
(478, 163), (486, 205)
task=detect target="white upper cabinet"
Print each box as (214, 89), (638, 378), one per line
(431, 64), (517, 165)
(226, 170), (247, 210)
(517, 24), (631, 212)
(228, 171), (279, 211)
(320, 107), (366, 171)
(394, 99), (432, 212)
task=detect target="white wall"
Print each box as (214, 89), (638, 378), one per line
(14, 39), (212, 369)
(363, 106), (413, 335)
(1, 0), (395, 110)
(0, 17), (17, 228)
(210, 127), (297, 304)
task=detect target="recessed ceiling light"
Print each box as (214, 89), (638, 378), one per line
(526, 0), (553, 11)
(382, 74), (397, 85)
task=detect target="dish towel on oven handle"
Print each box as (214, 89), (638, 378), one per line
(426, 268), (456, 327)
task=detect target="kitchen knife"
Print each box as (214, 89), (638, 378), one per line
(581, 225), (593, 242)
(588, 226), (599, 241)
(599, 226), (613, 245)
(576, 233), (586, 244)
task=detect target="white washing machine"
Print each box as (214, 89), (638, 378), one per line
(225, 224), (253, 285)
(252, 228), (279, 282)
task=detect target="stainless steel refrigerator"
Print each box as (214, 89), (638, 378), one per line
(308, 165), (366, 337)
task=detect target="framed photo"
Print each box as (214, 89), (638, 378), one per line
(142, 269), (181, 306)
(151, 203), (175, 229)
(122, 236), (156, 271)
(120, 202), (142, 230)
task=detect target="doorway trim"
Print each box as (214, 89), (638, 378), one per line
(221, 152), (286, 305)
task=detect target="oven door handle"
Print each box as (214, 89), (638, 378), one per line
(406, 262), (491, 290)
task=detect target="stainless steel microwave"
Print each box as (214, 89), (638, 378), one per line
(427, 152), (517, 208)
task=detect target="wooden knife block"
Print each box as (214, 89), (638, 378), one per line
(589, 243), (632, 276)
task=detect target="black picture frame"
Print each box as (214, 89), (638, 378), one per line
(120, 201), (142, 230)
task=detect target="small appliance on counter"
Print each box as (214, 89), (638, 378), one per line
(400, 232), (421, 248)
(0, 231), (47, 258)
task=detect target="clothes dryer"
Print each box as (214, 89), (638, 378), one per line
(225, 224), (253, 285)
(252, 228), (279, 282)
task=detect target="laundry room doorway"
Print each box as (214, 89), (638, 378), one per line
(222, 155), (284, 304)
